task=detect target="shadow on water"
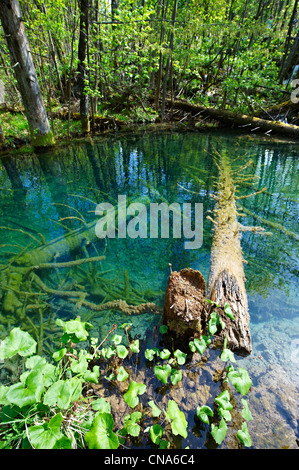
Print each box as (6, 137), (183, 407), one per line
(0, 131), (298, 448)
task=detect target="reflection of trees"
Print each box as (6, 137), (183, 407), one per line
(238, 144), (298, 298)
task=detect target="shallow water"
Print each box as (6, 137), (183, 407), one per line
(0, 130), (298, 448)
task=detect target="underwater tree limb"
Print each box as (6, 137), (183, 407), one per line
(238, 204), (299, 241)
(31, 255), (106, 270)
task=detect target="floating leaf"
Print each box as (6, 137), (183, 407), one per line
(196, 405), (214, 425)
(149, 424), (164, 445)
(241, 399), (253, 421)
(237, 422), (252, 447)
(166, 400), (188, 439)
(145, 348), (157, 361)
(227, 368), (252, 395)
(154, 364), (172, 384)
(84, 412), (119, 449)
(0, 328), (36, 359)
(211, 418), (228, 445)
(148, 400), (161, 417)
(123, 381), (146, 408)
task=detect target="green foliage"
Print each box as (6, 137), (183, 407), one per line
(0, 300), (253, 449)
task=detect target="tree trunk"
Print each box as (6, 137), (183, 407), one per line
(207, 153), (252, 356)
(0, 0), (55, 148)
(78, 0), (90, 133)
(0, 120), (6, 147)
(167, 98), (299, 138)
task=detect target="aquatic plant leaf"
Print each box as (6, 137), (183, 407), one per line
(25, 356), (56, 387)
(111, 334), (122, 345)
(123, 381), (146, 408)
(145, 348), (157, 361)
(159, 439), (170, 449)
(56, 317), (92, 343)
(196, 405), (214, 425)
(171, 368), (182, 385)
(215, 390), (233, 411)
(154, 364), (172, 384)
(52, 348), (67, 362)
(174, 349), (187, 365)
(129, 339), (140, 353)
(28, 413), (64, 449)
(218, 407), (232, 422)
(211, 418), (228, 445)
(117, 366), (129, 382)
(92, 397), (111, 413)
(7, 369), (44, 408)
(149, 424), (164, 445)
(166, 400), (188, 439)
(189, 336), (211, 355)
(148, 400), (161, 417)
(208, 312), (219, 335)
(220, 348), (236, 363)
(227, 368), (252, 395)
(241, 399), (253, 421)
(124, 412), (142, 437)
(84, 365), (100, 384)
(43, 378), (82, 409)
(224, 302), (235, 320)
(159, 325), (168, 334)
(237, 422), (252, 447)
(159, 348), (171, 360)
(0, 328), (36, 359)
(84, 412), (119, 449)
(116, 344), (129, 359)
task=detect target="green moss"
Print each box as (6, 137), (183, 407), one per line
(31, 131), (55, 148)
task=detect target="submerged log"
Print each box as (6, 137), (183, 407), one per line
(207, 154), (252, 356)
(167, 98), (299, 139)
(163, 153), (252, 356)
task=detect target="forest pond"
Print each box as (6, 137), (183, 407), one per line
(0, 131), (298, 449)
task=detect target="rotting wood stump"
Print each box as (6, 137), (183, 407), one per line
(163, 268), (206, 338)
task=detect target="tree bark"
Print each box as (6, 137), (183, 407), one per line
(0, 0), (55, 148)
(78, 0), (90, 133)
(207, 154), (252, 356)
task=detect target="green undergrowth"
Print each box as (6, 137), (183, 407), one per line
(0, 301), (253, 449)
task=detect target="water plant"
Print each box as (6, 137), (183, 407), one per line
(0, 306), (253, 449)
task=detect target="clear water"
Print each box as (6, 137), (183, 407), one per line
(0, 131), (298, 448)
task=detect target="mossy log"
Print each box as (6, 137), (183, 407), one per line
(207, 154), (252, 356)
(168, 98), (299, 138)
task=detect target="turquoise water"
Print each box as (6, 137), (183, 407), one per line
(0, 131), (298, 448)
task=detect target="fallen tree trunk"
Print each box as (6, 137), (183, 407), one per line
(207, 153), (252, 356)
(167, 98), (299, 139)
